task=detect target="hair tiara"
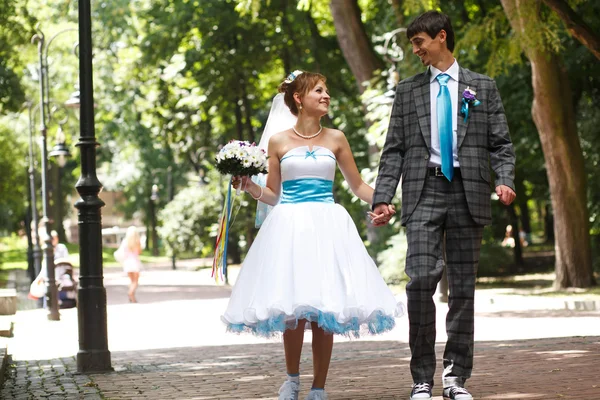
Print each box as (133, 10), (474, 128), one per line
(284, 70), (303, 84)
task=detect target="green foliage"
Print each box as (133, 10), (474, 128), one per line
(377, 228), (408, 285)
(157, 183), (222, 257)
(0, 0), (35, 113)
(478, 242), (514, 277)
(0, 126), (27, 232)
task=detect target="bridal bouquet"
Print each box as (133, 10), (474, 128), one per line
(213, 140), (267, 285)
(215, 140), (268, 177)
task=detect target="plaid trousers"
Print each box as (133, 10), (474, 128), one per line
(405, 173), (483, 387)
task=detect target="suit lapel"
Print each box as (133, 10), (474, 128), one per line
(457, 67), (474, 149)
(413, 71), (431, 149)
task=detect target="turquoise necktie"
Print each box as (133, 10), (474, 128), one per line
(436, 73), (453, 181)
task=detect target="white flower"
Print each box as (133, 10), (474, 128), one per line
(465, 86), (477, 96)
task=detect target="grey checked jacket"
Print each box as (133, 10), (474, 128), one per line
(373, 67), (516, 226)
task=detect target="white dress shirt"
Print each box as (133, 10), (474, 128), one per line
(429, 60), (460, 168)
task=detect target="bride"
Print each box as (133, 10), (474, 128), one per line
(222, 70), (404, 400)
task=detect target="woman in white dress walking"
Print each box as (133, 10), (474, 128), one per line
(223, 71), (402, 400)
(116, 226), (143, 303)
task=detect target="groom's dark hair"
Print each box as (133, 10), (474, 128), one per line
(407, 10), (455, 52)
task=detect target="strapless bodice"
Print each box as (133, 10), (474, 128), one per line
(279, 146), (336, 204)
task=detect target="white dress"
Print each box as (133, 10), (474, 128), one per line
(222, 145), (404, 338)
(122, 248), (143, 273)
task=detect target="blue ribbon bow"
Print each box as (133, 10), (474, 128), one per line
(305, 150), (317, 160)
(461, 98), (481, 123)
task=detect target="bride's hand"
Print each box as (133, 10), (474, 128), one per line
(232, 176), (252, 192)
(232, 176), (243, 190)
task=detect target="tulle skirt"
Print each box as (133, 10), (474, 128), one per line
(221, 202), (404, 338)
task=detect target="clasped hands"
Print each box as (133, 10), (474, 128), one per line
(368, 203), (396, 227)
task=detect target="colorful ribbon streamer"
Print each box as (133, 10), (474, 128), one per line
(212, 179), (235, 284)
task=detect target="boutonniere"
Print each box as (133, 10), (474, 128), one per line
(461, 87), (481, 122)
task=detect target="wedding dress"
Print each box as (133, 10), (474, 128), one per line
(222, 144), (404, 338)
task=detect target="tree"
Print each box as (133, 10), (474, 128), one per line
(329, 0), (384, 93)
(500, 0), (594, 288)
(0, 126), (27, 231)
(541, 0), (600, 60)
(0, 0), (33, 113)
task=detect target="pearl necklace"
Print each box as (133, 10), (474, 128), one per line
(292, 125), (323, 139)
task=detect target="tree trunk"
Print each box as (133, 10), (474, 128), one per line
(329, 0), (384, 92)
(501, 0), (594, 289)
(390, 0), (404, 27)
(514, 176), (531, 236)
(541, 0), (600, 60)
(234, 96), (244, 141)
(330, 0), (386, 245)
(507, 204), (523, 273)
(240, 80), (255, 143)
(544, 203), (554, 243)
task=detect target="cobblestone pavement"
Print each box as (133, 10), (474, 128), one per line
(1, 355), (103, 399)
(1, 266), (599, 399)
(2, 336), (599, 399)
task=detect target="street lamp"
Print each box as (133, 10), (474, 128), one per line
(49, 142), (71, 167)
(49, 123), (72, 242)
(64, 86), (81, 109)
(74, 0), (112, 372)
(25, 102), (43, 284)
(31, 28), (78, 321)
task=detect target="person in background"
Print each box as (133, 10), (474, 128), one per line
(51, 230), (69, 261)
(501, 225), (516, 248)
(115, 226), (143, 303)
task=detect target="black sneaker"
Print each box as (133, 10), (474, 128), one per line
(443, 385), (473, 400)
(410, 382), (432, 400)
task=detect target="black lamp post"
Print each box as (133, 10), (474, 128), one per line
(25, 102), (43, 283)
(167, 167), (176, 270)
(74, 0), (112, 372)
(31, 30), (66, 322)
(150, 184), (159, 257)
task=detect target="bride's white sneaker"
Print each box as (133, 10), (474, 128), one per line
(305, 389), (328, 400)
(278, 380), (300, 400)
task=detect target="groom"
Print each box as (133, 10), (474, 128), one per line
(372, 10), (516, 400)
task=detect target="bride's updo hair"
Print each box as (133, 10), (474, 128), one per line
(278, 70), (327, 116)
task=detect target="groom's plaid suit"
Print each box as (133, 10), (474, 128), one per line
(373, 67), (515, 386)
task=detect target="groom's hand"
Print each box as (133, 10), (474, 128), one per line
(369, 203), (396, 227)
(496, 185), (516, 206)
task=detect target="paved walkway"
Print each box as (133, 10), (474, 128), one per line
(1, 266), (599, 399)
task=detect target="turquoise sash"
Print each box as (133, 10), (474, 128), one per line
(280, 178), (334, 204)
